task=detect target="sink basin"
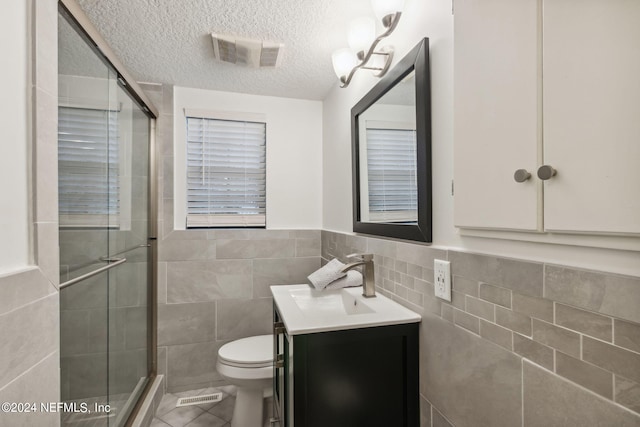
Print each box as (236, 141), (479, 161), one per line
(289, 288), (375, 316)
(271, 284), (421, 335)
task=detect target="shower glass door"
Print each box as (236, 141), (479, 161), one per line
(106, 84), (151, 425)
(58, 6), (152, 426)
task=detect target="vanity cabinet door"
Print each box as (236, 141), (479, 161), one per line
(290, 324), (419, 427)
(453, 0), (541, 231)
(542, 0), (640, 234)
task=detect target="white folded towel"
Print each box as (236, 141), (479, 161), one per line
(307, 258), (347, 290)
(324, 270), (363, 290)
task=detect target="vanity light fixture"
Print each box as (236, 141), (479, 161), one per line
(332, 0), (405, 88)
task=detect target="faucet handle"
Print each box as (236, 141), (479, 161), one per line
(347, 253), (373, 262)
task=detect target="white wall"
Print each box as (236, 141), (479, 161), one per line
(322, 0), (640, 276)
(174, 86), (323, 230)
(0, 0), (29, 272)
(324, 0), (454, 236)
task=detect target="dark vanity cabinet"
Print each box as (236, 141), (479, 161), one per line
(273, 306), (419, 427)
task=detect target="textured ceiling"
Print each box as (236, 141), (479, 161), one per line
(74, 0), (376, 100)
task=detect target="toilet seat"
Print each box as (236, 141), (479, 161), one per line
(218, 334), (273, 368)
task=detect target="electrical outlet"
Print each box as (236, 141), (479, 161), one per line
(434, 259), (451, 302)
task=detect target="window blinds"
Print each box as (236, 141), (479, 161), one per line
(186, 116), (266, 228)
(58, 107), (120, 227)
(366, 128), (418, 222)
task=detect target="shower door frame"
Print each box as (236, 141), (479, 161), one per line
(58, 1), (159, 425)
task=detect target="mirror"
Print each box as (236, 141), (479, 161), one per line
(351, 38), (431, 243)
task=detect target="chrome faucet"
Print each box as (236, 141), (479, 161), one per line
(340, 253), (376, 298)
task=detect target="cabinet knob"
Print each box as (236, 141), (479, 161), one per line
(513, 169), (531, 183)
(537, 165), (557, 181)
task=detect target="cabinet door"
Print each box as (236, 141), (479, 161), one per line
(543, 0), (640, 234)
(454, 0), (541, 231)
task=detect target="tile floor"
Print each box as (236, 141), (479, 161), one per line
(152, 386), (273, 427)
(61, 393), (129, 427)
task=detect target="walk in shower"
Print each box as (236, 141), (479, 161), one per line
(58, 3), (157, 426)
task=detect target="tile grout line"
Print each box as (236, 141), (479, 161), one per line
(612, 319), (616, 346)
(585, 335), (640, 359)
(0, 291), (56, 317)
(430, 401), (434, 426)
(0, 349), (57, 392)
(542, 263), (546, 301)
(521, 357), (525, 427)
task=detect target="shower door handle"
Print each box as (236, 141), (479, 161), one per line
(60, 257), (127, 290)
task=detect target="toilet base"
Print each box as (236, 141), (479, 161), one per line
(231, 387), (263, 427)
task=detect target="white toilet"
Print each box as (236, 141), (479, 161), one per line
(216, 334), (273, 427)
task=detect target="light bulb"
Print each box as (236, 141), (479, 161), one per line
(348, 17), (376, 54)
(371, 0), (405, 22)
(332, 48), (357, 80)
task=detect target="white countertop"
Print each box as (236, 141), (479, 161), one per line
(271, 284), (422, 335)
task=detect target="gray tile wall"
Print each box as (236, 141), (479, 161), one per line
(157, 229), (321, 392)
(149, 84), (322, 392)
(322, 230), (640, 426)
(0, 1), (61, 425)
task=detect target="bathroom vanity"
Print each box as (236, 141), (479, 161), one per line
(271, 285), (421, 427)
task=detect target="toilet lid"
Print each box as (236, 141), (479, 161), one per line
(218, 335), (273, 368)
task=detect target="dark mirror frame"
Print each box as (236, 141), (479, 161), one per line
(351, 37), (432, 243)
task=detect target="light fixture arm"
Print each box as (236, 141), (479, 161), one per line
(339, 12), (402, 88)
(359, 49), (394, 74)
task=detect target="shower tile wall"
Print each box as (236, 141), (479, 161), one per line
(322, 230), (640, 427)
(0, 1), (60, 425)
(144, 84), (321, 392)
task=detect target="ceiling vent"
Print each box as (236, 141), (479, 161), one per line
(211, 33), (284, 68)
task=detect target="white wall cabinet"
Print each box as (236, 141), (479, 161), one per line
(453, 0), (541, 231)
(454, 0), (640, 236)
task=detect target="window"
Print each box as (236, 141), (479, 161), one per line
(186, 115), (266, 228)
(58, 106), (121, 227)
(366, 127), (418, 222)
